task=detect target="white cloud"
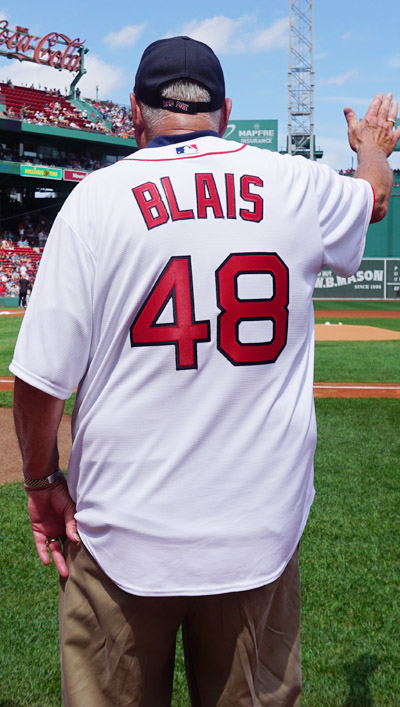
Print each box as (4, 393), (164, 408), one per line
(319, 70), (357, 87)
(251, 17), (289, 52)
(319, 95), (371, 107)
(0, 54), (124, 100)
(178, 16), (249, 54)
(315, 52), (330, 61)
(175, 15), (289, 55)
(341, 31), (352, 41)
(76, 55), (125, 98)
(0, 60), (66, 92)
(318, 136), (354, 171)
(103, 23), (146, 49)
(388, 54), (400, 69)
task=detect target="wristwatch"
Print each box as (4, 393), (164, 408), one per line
(23, 468), (64, 488)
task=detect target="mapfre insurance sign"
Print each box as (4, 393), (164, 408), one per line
(224, 120), (278, 151)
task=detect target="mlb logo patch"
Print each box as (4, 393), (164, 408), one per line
(176, 144), (198, 155)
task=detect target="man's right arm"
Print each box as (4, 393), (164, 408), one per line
(13, 377), (78, 577)
(344, 93), (400, 222)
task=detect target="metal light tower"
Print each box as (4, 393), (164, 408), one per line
(288, 0), (315, 159)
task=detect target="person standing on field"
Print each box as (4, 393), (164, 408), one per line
(18, 276), (30, 308)
(11, 36), (400, 706)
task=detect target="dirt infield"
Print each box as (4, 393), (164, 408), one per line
(314, 382), (400, 398)
(0, 407), (72, 484)
(2, 380), (399, 484)
(2, 309), (399, 484)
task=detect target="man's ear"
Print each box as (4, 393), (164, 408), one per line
(218, 98), (232, 137)
(130, 93), (146, 148)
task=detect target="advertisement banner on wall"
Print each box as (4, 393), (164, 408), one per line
(20, 164), (62, 180)
(386, 260), (400, 298)
(313, 259), (400, 299)
(0, 21), (86, 72)
(224, 120), (278, 151)
(63, 169), (88, 182)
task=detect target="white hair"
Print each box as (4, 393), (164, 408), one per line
(139, 79), (221, 133)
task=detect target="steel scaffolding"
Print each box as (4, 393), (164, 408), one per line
(288, 0), (314, 159)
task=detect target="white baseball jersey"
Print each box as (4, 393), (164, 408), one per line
(10, 131), (373, 596)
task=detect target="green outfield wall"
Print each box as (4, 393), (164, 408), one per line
(313, 258), (400, 300)
(0, 297), (18, 307)
(364, 184), (400, 257)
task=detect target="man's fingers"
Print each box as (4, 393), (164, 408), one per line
(43, 537), (69, 577)
(388, 99), (398, 124)
(343, 106), (358, 127)
(377, 92), (393, 124)
(50, 546), (69, 577)
(65, 517), (80, 543)
(33, 531), (51, 566)
(32, 531), (70, 576)
(364, 93), (384, 123)
(64, 499), (79, 543)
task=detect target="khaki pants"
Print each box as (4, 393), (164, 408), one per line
(59, 540), (301, 706)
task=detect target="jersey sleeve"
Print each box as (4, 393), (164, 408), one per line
(309, 162), (373, 277)
(9, 213), (95, 399)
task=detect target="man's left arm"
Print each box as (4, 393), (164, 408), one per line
(13, 377), (79, 577)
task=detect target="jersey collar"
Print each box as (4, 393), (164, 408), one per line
(146, 130), (221, 149)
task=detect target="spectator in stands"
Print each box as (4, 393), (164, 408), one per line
(8, 280), (18, 296)
(38, 229), (48, 248)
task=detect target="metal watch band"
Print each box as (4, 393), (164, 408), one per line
(23, 469), (64, 488)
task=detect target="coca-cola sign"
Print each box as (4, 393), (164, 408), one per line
(0, 21), (86, 72)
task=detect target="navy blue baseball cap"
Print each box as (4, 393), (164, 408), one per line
(134, 36), (225, 114)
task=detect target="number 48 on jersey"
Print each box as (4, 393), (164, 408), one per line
(130, 252), (289, 370)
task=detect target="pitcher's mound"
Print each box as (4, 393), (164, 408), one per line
(315, 324), (400, 341)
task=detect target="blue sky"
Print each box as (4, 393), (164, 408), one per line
(1, 0), (400, 170)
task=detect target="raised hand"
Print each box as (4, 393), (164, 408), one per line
(344, 92), (400, 157)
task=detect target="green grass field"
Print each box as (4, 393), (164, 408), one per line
(1, 303), (399, 705)
(313, 299), (400, 311)
(3, 306), (400, 382)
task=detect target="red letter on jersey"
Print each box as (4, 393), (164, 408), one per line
(130, 256), (211, 370)
(196, 173), (224, 219)
(161, 177), (194, 221)
(239, 175), (263, 222)
(225, 173), (236, 220)
(132, 182), (169, 230)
